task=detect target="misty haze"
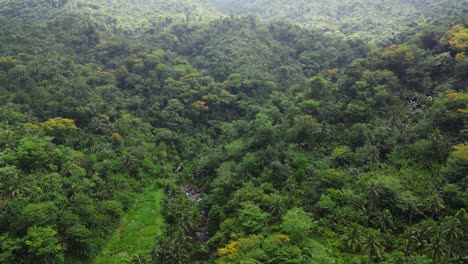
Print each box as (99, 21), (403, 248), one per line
(0, 0), (466, 263)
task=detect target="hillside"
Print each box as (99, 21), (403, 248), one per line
(0, 0), (467, 263)
(212, 0), (467, 43)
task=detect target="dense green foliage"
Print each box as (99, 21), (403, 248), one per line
(213, 0), (467, 43)
(0, 0), (467, 263)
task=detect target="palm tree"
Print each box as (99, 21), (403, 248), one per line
(153, 229), (192, 264)
(425, 235), (448, 263)
(366, 182), (384, 207)
(8, 174), (30, 198)
(424, 194), (445, 218)
(366, 180), (400, 210)
(283, 177), (299, 199)
(268, 195), (286, 216)
(169, 197), (199, 233)
(404, 221), (436, 253)
(176, 210), (198, 233)
(171, 230), (192, 264)
(402, 227), (415, 256)
(402, 198), (423, 225)
(361, 230), (384, 260)
(372, 209), (395, 232)
(345, 224), (362, 253)
(440, 217), (463, 243)
(440, 216), (463, 258)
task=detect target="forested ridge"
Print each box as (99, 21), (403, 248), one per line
(212, 0), (466, 44)
(0, 0), (467, 263)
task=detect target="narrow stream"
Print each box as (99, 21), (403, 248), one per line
(181, 185), (210, 243)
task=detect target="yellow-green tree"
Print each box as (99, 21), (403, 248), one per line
(41, 117), (78, 145)
(446, 142), (468, 183)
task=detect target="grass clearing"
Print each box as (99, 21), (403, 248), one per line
(93, 187), (165, 263)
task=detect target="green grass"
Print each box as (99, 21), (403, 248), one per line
(92, 187), (165, 264)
